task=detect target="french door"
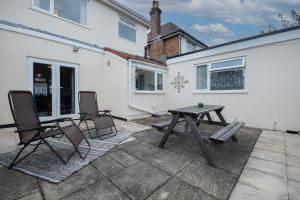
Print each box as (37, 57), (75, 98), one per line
(27, 57), (79, 121)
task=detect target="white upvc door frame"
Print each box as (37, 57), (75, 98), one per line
(27, 57), (79, 122)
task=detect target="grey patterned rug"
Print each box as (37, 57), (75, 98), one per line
(0, 124), (150, 183)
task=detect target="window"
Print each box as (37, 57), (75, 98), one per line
(187, 41), (196, 52)
(135, 68), (164, 92)
(196, 57), (245, 92)
(32, 0), (87, 26)
(119, 17), (137, 43)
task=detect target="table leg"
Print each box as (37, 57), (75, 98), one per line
(216, 110), (238, 142)
(206, 113), (213, 123)
(159, 114), (179, 148)
(196, 114), (205, 127)
(185, 115), (216, 167)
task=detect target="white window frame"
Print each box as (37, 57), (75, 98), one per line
(118, 16), (137, 44)
(194, 57), (247, 94)
(134, 67), (165, 94)
(27, 57), (80, 121)
(31, 0), (89, 28)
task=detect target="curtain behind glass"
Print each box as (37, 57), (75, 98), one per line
(196, 65), (207, 90)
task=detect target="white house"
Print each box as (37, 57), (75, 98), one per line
(0, 0), (299, 132)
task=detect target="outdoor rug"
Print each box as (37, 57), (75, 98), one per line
(0, 121), (151, 183)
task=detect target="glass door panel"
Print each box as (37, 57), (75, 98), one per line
(33, 62), (53, 117)
(60, 66), (75, 115)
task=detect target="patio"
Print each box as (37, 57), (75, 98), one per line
(0, 116), (299, 200)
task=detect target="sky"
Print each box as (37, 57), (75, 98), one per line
(116, 0), (300, 46)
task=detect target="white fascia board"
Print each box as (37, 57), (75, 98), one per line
(0, 23), (104, 54)
(129, 59), (168, 72)
(101, 0), (151, 28)
(167, 29), (300, 65)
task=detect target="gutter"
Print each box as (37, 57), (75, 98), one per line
(127, 60), (157, 115)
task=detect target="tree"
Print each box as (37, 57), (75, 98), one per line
(262, 10), (300, 33)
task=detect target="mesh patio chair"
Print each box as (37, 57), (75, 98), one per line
(7, 90), (90, 169)
(79, 91), (117, 139)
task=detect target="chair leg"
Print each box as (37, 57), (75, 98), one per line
(41, 138), (67, 165)
(9, 141), (42, 169)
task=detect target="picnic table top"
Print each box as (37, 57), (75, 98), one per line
(168, 105), (224, 115)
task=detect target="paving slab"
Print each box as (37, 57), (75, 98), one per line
(145, 149), (195, 175)
(288, 180), (300, 200)
(16, 192), (44, 200)
(62, 178), (130, 200)
(92, 154), (125, 177)
(239, 168), (288, 198)
(251, 148), (285, 164)
(165, 138), (202, 159)
(257, 135), (285, 146)
(285, 134), (300, 149)
(230, 182), (281, 200)
(287, 165), (300, 182)
(286, 147), (300, 158)
(254, 141), (285, 153)
(147, 178), (216, 200)
(40, 165), (104, 200)
(110, 161), (171, 200)
(108, 149), (140, 167)
(246, 157), (287, 178)
(120, 141), (161, 160)
(177, 161), (238, 200)
(0, 167), (40, 200)
(287, 155), (300, 168)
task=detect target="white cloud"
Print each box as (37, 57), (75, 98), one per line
(211, 38), (228, 45)
(116, 0), (300, 26)
(192, 23), (233, 36)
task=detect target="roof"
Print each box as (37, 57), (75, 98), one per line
(148, 22), (207, 47)
(104, 48), (166, 67)
(102, 0), (151, 28)
(168, 25), (300, 60)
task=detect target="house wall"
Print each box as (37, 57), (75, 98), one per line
(0, 0), (148, 55)
(166, 38), (300, 131)
(163, 36), (180, 57)
(0, 29), (129, 125)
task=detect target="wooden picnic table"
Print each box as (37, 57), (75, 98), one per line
(155, 105), (244, 167)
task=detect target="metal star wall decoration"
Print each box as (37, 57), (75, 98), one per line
(171, 72), (189, 93)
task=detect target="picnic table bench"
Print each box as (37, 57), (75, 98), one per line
(152, 105), (245, 167)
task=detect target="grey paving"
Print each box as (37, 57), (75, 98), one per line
(108, 149), (139, 167)
(40, 165), (104, 200)
(178, 160), (238, 200)
(229, 130), (300, 200)
(0, 167), (40, 200)
(92, 154), (125, 177)
(62, 179), (130, 200)
(16, 192), (44, 200)
(110, 161), (171, 200)
(0, 116), (261, 200)
(147, 178), (216, 200)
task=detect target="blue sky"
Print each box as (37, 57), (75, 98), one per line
(117, 0), (300, 46)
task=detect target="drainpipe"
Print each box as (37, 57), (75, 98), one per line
(128, 60), (157, 115)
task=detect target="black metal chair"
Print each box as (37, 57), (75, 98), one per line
(8, 90), (91, 168)
(78, 91), (117, 139)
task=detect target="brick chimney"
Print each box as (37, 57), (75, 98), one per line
(150, 0), (162, 37)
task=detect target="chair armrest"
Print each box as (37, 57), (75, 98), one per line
(42, 118), (72, 124)
(16, 125), (57, 133)
(98, 110), (111, 113)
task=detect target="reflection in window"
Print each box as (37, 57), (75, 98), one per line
(119, 17), (137, 43)
(136, 69), (155, 91)
(33, 62), (52, 117)
(196, 65), (207, 90)
(60, 67), (75, 115)
(157, 73), (163, 90)
(33, 0), (50, 11)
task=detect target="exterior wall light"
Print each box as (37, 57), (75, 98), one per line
(73, 46), (80, 52)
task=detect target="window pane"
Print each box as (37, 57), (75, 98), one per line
(211, 58), (243, 70)
(60, 67), (75, 115)
(196, 65), (207, 90)
(54, 0), (87, 25)
(34, 0), (50, 11)
(157, 73), (163, 90)
(119, 22), (136, 42)
(135, 69), (155, 91)
(33, 62), (52, 117)
(210, 68), (244, 90)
